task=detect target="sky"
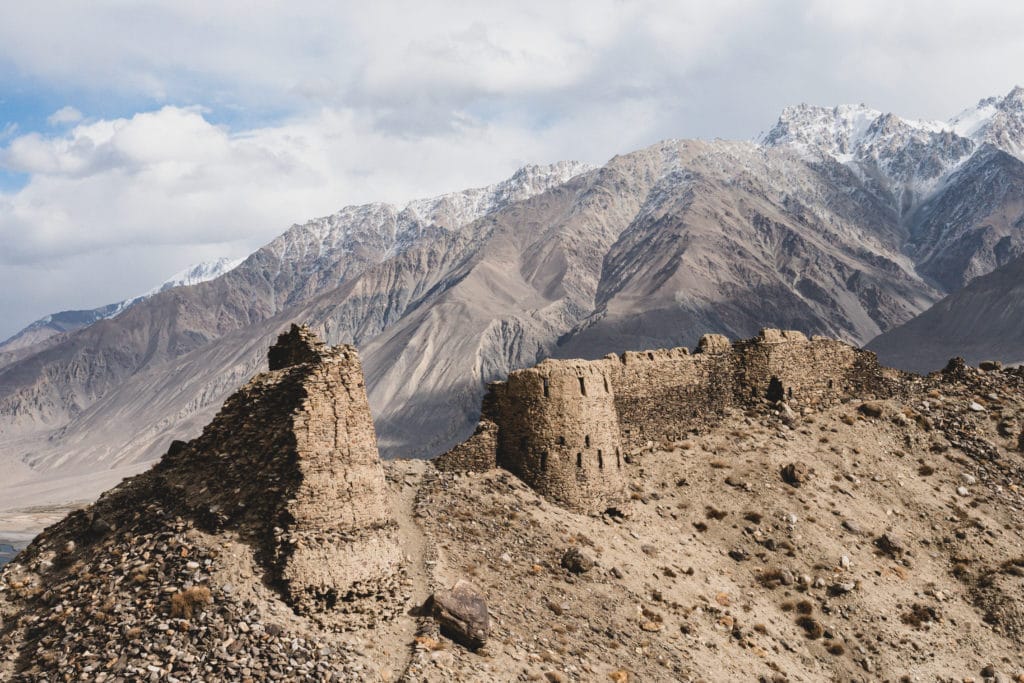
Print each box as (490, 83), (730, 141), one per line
(1, 0), (1023, 340)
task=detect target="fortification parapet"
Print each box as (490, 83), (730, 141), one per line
(490, 360), (625, 513)
(697, 333), (731, 355)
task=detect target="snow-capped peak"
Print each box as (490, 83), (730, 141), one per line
(761, 103), (884, 158)
(761, 102), (949, 160)
(950, 85), (1024, 155)
(104, 257), (245, 316)
(0, 257), (243, 351)
(142, 257), (245, 297)
(760, 87), (1024, 199)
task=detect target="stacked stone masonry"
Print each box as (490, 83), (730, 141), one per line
(160, 324), (402, 617)
(447, 329), (891, 513)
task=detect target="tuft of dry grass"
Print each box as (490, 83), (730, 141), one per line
(169, 586), (212, 619)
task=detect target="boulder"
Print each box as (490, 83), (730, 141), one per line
(430, 580), (490, 649)
(858, 401), (885, 418)
(561, 547), (596, 574)
(875, 532), (905, 557)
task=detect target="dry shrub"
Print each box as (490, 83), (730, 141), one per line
(900, 603), (940, 628)
(757, 568), (787, 589)
(705, 506), (728, 520)
(796, 615), (824, 639)
(169, 586), (212, 619)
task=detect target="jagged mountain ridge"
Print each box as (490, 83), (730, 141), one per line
(3, 90), (1024, 515)
(0, 257), (244, 370)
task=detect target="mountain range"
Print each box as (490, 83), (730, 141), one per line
(0, 257), (243, 369)
(2, 87), (1024, 516)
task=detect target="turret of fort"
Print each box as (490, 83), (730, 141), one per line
(487, 360), (626, 513)
(435, 329), (890, 512)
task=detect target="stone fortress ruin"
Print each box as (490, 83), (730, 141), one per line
(437, 329), (891, 513)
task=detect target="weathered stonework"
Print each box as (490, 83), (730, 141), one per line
(488, 361), (626, 513)
(159, 324), (402, 619)
(440, 329), (891, 513)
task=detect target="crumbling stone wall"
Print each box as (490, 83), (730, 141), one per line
(489, 360), (626, 513)
(448, 329), (891, 512)
(434, 420), (499, 472)
(160, 324), (401, 617)
(607, 342), (734, 451)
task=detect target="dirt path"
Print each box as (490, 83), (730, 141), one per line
(372, 459), (437, 679)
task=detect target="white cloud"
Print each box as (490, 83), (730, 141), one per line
(1, 0), (1024, 338)
(46, 106), (83, 126)
(0, 101), (647, 336)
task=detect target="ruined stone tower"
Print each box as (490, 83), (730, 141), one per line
(159, 324), (402, 619)
(489, 360), (626, 513)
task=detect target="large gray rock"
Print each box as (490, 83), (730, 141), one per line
(431, 580), (490, 649)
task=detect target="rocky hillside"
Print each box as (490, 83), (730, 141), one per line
(2, 329), (1023, 681)
(4, 89), (1024, 519)
(869, 253), (1024, 372)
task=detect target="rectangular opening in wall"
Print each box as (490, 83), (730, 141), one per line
(616, 447), (621, 469)
(598, 449), (603, 469)
(578, 376), (586, 396)
(557, 435), (565, 446)
(543, 377), (550, 398)
(603, 376), (609, 393)
(576, 452), (582, 468)
(585, 435), (590, 448)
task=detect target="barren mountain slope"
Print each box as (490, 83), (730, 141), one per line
(869, 253), (1024, 372)
(556, 142), (939, 358)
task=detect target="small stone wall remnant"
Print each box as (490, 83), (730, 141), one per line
(434, 420), (499, 472)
